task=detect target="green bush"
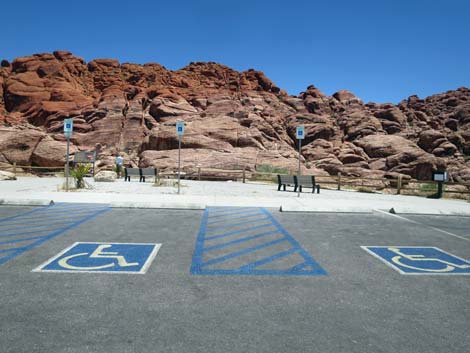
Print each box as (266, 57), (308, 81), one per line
(71, 164), (91, 189)
(419, 183), (438, 193)
(255, 165), (289, 175)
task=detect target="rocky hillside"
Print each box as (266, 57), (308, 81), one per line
(0, 51), (469, 181)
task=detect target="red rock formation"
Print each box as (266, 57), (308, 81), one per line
(0, 51), (469, 182)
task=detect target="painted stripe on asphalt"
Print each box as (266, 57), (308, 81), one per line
(203, 230), (279, 252)
(238, 247), (298, 271)
(207, 212), (264, 225)
(191, 207), (327, 276)
(374, 209), (470, 242)
(202, 238), (287, 267)
(205, 223), (273, 241)
(206, 218), (269, 232)
(0, 205), (111, 265)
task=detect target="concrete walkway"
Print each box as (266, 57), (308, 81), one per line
(0, 176), (469, 215)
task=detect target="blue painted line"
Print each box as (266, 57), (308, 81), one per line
(0, 219), (92, 232)
(0, 206), (111, 265)
(0, 211), (110, 225)
(0, 228), (61, 239)
(206, 218), (269, 232)
(207, 212), (264, 225)
(191, 207), (327, 276)
(289, 261), (310, 272)
(0, 245), (29, 254)
(206, 207), (256, 215)
(0, 235), (46, 245)
(259, 208), (326, 272)
(238, 247), (298, 271)
(0, 206), (51, 223)
(202, 238), (287, 267)
(4, 207), (110, 222)
(203, 230), (278, 252)
(208, 209), (261, 220)
(205, 223), (273, 241)
(189, 208), (209, 274)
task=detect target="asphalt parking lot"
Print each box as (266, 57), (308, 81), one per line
(0, 204), (469, 353)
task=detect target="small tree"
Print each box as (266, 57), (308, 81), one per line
(71, 164), (91, 189)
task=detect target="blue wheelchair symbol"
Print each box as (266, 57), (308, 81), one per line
(362, 246), (470, 275)
(34, 242), (161, 274)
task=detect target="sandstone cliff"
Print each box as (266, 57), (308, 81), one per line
(1, 51), (469, 181)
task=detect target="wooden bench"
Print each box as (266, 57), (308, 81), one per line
(140, 168), (157, 182)
(277, 175), (296, 191)
(124, 168), (140, 182)
(294, 175), (320, 193)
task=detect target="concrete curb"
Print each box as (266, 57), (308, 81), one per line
(109, 201), (205, 210)
(1, 197), (469, 216)
(0, 198), (53, 207)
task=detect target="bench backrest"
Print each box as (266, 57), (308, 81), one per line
(295, 175), (315, 186)
(141, 168), (156, 176)
(278, 174), (295, 184)
(125, 168), (140, 176)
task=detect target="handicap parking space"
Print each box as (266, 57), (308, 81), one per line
(0, 205), (35, 220)
(1, 205), (470, 353)
(0, 203), (111, 266)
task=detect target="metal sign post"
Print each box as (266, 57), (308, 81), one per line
(63, 119), (73, 192)
(176, 121), (185, 194)
(296, 126), (305, 198)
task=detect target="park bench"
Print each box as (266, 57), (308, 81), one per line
(277, 175), (296, 191)
(140, 167), (157, 182)
(294, 175), (320, 193)
(124, 167), (140, 182)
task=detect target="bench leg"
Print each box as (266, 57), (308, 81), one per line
(278, 184), (281, 191)
(299, 186), (302, 193)
(317, 185), (320, 194)
(294, 185), (297, 192)
(283, 185), (286, 191)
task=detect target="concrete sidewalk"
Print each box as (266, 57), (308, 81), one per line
(0, 177), (469, 215)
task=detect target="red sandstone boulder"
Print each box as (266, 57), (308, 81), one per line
(0, 128), (45, 165)
(31, 136), (78, 167)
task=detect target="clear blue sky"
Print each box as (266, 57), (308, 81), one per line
(2, 0), (469, 103)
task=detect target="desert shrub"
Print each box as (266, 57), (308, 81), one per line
(419, 183), (438, 193)
(71, 164), (91, 189)
(255, 165), (289, 175)
(356, 187), (375, 193)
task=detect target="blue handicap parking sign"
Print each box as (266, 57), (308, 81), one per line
(362, 246), (470, 275)
(33, 242), (161, 274)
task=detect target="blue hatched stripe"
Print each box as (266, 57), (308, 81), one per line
(190, 207), (326, 276)
(0, 204), (110, 265)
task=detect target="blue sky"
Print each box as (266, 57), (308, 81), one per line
(2, 0), (469, 103)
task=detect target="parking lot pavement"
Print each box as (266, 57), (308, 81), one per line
(0, 205), (469, 353)
(392, 214), (470, 240)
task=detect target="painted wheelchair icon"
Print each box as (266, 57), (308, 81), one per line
(33, 242), (161, 274)
(362, 246), (470, 275)
(57, 244), (139, 271)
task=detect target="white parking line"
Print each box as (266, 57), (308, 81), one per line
(373, 209), (470, 242)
